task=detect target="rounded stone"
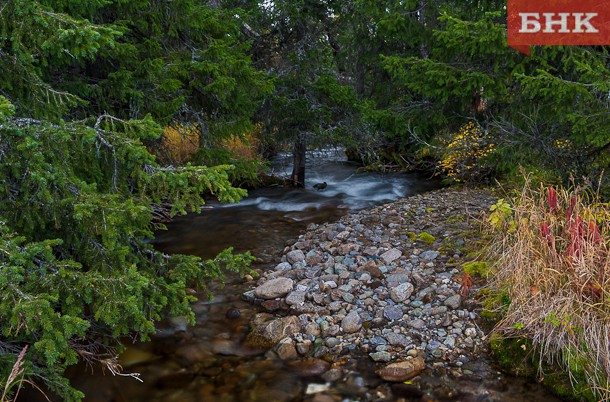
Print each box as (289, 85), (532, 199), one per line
(286, 250), (306, 264)
(254, 278), (294, 299)
(377, 357), (426, 382)
(341, 311), (362, 333)
(390, 282), (414, 303)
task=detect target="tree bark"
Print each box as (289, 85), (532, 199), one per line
(291, 138), (306, 187)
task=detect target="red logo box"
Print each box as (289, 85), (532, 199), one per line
(507, 0), (610, 55)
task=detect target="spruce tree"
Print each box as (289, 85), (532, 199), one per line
(0, 1), (260, 400)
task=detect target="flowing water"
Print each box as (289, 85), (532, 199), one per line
(41, 149), (562, 402)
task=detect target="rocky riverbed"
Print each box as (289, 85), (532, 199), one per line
(61, 187), (563, 402)
(241, 187), (553, 401)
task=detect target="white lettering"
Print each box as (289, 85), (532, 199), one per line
(543, 13), (571, 33)
(519, 13), (541, 33)
(573, 13), (599, 33)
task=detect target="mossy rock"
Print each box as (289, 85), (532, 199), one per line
(489, 333), (537, 377)
(489, 334), (598, 401)
(417, 232), (435, 244)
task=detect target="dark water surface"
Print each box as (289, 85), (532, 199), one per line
(56, 150), (562, 402)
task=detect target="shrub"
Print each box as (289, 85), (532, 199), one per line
(437, 121), (495, 182)
(487, 178), (610, 400)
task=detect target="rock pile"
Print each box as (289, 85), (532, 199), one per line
(243, 187), (496, 381)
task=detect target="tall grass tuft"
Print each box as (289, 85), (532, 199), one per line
(488, 177), (610, 400)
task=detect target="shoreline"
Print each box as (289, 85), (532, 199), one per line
(241, 186), (559, 400)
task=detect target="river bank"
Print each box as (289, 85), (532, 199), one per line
(242, 186), (562, 401)
(56, 185), (564, 402)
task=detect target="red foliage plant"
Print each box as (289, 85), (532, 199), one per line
(547, 187), (558, 213)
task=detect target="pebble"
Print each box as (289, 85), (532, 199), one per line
(383, 305), (403, 321)
(390, 282), (414, 302)
(341, 311), (362, 333)
(286, 250), (306, 264)
(244, 188), (495, 384)
(380, 248), (402, 264)
(443, 295), (462, 309)
(285, 291), (306, 306)
(370, 351), (392, 362)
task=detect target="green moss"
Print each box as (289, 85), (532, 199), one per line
(488, 334), (599, 401)
(417, 232), (435, 244)
(445, 213), (466, 224)
(489, 333), (537, 376)
(406, 231), (417, 241)
(463, 261), (491, 277)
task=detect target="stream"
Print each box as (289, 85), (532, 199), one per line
(58, 149), (561, 402)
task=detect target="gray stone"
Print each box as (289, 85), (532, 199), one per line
(385, 332), (410, 347)
(334, 264), (348, 275)
(305, 251), (323, 266)
(322, 368), (343, 382)
(275, 262), (293, 271)
(390, 282), (414, 303)
(296, 341), (312, 355)
(385, 273), (410, 283)
(286, 250), (306, 264)
(420, 250), (439, 261)
(254, 278), (294, 299)
(241, 290), (256, 303)
(370, 336), (388, 346)
(341, 311), (362, 333)
(443, 294), (462, 309)
(464, 327), (477, 337)
(325, 337), (340, 348)
(380, 248), (402, 264)
(285, 291), (306, 306)
(383, 305), (403, 321)
(369, 351), (392, 362)
(323, 324), (341, 337)
(408, 319), (426, 330)
(342, 293), (355, 303)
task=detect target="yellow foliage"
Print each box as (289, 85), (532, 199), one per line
(158, 124), (200, 164)
(152, 124), (263, 165)
(220, 124), (262, 162)
(437, 121), (495, 181)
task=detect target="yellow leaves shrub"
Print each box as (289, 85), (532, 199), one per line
(437, 121), (495, 181)
(158, 124), (200, 164)
(220, 124), (262, 162)
(153, 124), (263, 165)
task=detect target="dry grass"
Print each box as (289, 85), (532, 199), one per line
(488, 177), (610, 400)
(1, 346), (49, 402)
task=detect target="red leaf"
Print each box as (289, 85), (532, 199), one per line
(547, 187), (558, 213)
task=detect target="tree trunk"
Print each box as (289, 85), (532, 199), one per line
(291, 139), (306, 187)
